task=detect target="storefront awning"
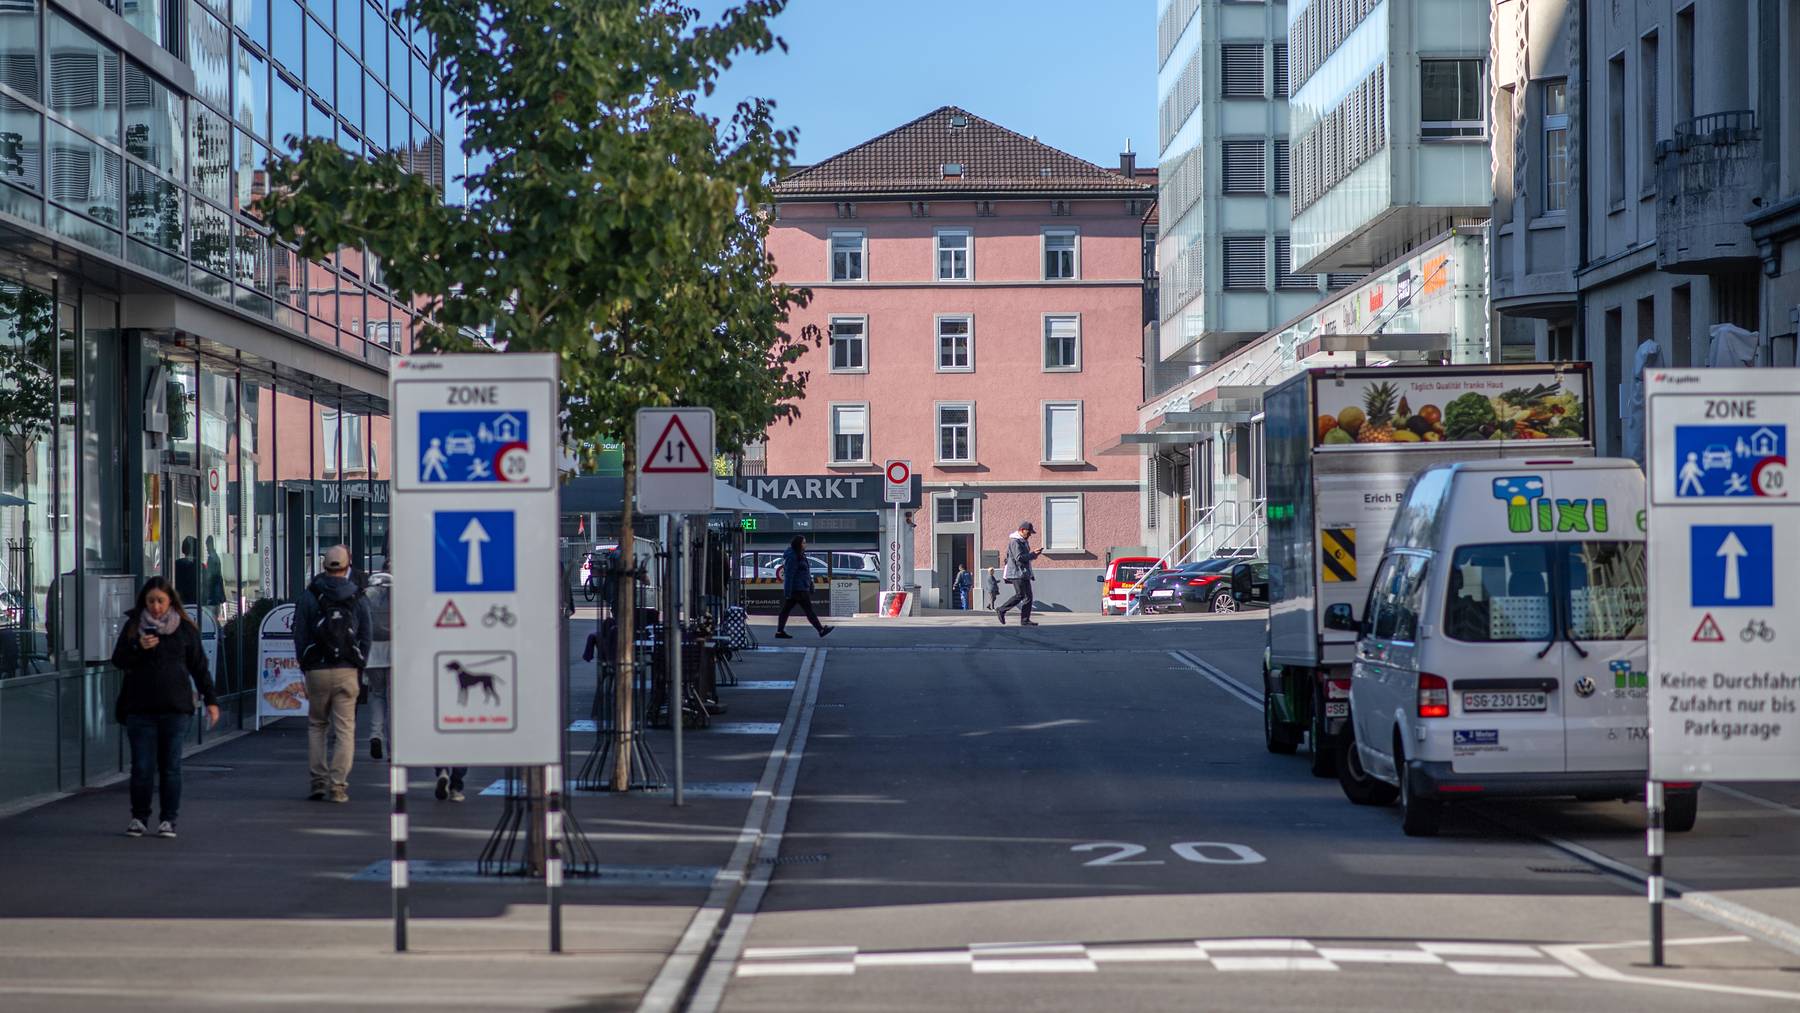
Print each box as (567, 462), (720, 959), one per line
(560, 476), (787, 515)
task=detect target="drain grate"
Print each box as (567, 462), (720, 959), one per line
(760, 852), (829, 866)
(1528, 865), (1602, 875)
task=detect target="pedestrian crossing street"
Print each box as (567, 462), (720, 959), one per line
(736, 937), (1581, 979)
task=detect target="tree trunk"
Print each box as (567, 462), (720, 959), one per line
(613, 439), (636, 791)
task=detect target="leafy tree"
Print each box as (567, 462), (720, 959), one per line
(261, 1), (814, 790)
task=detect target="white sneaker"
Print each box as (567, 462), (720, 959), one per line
(449, 787), (465, 803)
(125, 819), (146, 837)
(156, 821), (177, 839)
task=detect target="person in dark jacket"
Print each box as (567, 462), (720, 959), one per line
(293, 545), (373, 803)
(111, 576), (219, 839)
(995, 521), (1043, 626)
(953, 565), (973, 610)
(984, 567), (1000, 610)
(774, 536), (832, 639)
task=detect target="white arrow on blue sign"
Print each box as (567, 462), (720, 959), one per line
(435, 511), (515, 593)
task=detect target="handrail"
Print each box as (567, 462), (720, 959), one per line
(1125, 497), (1267, 614)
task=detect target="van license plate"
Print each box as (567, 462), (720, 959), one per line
(1325, 702), (1349, 718)
(1462, 691), (1548, 712)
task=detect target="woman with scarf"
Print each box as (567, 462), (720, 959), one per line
(111, 576), (220, 839)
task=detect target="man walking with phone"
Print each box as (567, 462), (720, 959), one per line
(995, 521), (1043, 627)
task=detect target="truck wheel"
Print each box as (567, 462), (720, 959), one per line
(1264, 690), (1300, 754)
(1665, 790), (1699, 833)
(1308, 687), (1337, 778)
(1337, 732), (1397, 806)
(1212, 591), (1237, 614)
(1396, 737), (1442, 837)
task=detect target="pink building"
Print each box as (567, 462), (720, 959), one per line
(763, 107), (1154, 610)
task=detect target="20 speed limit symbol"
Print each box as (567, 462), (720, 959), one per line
(1753, 456), (1787, 497)
(496, 442), (531, 483)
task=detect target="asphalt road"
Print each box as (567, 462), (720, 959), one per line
(707, 613), (1800, 1012)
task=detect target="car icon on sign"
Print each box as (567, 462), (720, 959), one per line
(1702, 444), (1733, 470)
(445, 431), (477, 456)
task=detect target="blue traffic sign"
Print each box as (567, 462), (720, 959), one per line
(1689, 524), (1773, 607)
(434, 511), (516, 593)
(418, 410), (531, 484)
(1673, 424), (1786, 497)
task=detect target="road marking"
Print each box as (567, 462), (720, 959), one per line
(709, 722), (784, 735)
(1198, 938), (1315, 952)
(1418, 942), (1543, 958)
(735, 962), (855, 978)
(1086, 945), (1212, 963)
(1545, 937), (1800, 1002)
(1708, 783), (1800, 817)
(1168, 650), (1260, 709)
(853, 952), (975, 968)
(970, 958), (1098, 974)
(734, 680), (797, 690)
(742, 946), (855, 959)
(1446, 961), (1577, 978)
(1210, 956), (1338, 972)
(1315, 948), (1443, 964)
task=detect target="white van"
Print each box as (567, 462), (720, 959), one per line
(1333, 458), (1699, 836)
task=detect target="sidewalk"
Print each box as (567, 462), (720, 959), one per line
(0, 621), (817, 1012)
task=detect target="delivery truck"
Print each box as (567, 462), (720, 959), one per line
(1259, 362), (1595, 776)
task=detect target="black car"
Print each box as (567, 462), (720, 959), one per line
(1140, 558), (1268, 614)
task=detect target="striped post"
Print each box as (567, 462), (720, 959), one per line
(1647, 778), (1664, 966)
(391, 764), (409, 953)
(546, 763), (564, 953)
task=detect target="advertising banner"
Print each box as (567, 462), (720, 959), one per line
(1312, 367), (1589, 449)
(255, 603), (303, 727)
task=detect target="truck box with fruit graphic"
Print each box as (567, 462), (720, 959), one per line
(1260, 363), (1594, 775)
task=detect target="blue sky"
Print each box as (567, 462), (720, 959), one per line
(694, 0), (1159, 171)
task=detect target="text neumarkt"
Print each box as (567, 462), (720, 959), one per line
(1660, 672), (1800, 691)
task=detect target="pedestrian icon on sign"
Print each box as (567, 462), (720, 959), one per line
(418, 410), (533, 485)
(422, 438), (449, 482)
(1673, 424), (1788, 497)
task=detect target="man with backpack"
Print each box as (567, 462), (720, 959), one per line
(294, 545), (373, 803)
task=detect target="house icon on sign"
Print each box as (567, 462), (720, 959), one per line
(1747, 426), (1779, 457)
(492, 413), (522, 443)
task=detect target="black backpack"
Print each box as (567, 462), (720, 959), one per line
(305, 590), (363, 668)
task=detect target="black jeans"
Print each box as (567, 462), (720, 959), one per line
(126, 713), (192, 822)
(998, 577), (1035, 621)
(776, 592), (823, 632)
(435, 767), (468, 789)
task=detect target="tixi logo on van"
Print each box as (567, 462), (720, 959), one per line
(1492, 475), (1610, 534)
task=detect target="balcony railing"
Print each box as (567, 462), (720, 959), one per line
(1655, 109), (1761, 272)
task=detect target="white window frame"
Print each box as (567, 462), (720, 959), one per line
(935, 313), (973, 372)
(828, 401), (870, 466)
(321, 410), (368, 475)
(828, 315), (868, 374)
(934, 400), (975, 465)
(934, 493), (975, 525)
(1042, 400), (1084, 465)
(1542, 78), (1570, 214)
(1041, 227), (1080, 280)
(1042, 493), (1084, 553)
(934, 227), (972, 281)
(829, 229), (866, 281)
(1042, 313), (1081, 372)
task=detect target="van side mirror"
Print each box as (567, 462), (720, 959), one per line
(1095, 574), (1105, 583)
(1324, 603), (1358, 631)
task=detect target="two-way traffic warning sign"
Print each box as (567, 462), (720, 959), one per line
(636, 408), (716, 514)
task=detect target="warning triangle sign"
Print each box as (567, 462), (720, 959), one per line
(435, 600), (467, 628)
(1692, 613), (1724, 643)
(642, 415), (709, 473)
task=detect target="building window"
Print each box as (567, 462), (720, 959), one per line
(1543, 79), (1569, 212)
(1043, 401), (1083, 464)
(935, 229), (971, 280)
(1044, 494), (1083, 552)
(1222, 140), (1267, 194)
(936, 315), (971, 371)
(1274, 139), (1290, 194)
(936, 496), (974, 524)
(829, 316), (866, 372)
(830, 229), (864, 280)
(1640, 31), (1659, 194)
(829, 403), (868, 464)
(1043, 315), (1080, 371)
(1043, 228), (1078, 279)
(322, 411), (368, 474)
(1223, 235), (1266, 290)
(936, 402), (973, 463)
(1222, 43), (1264, 98)
(1420, 59), (1484, 138)
(1608, 54), (1625, 204)
(1326, 272), (1361, 289)
(1274, 236), (1317, 290)
(1273, 42), (1289, 97)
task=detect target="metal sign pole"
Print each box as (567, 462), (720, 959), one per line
(390, 764), (408, 952)
(671, 514), (685, 807)
(546, 763), (564, 953)
(1646, 778), (1664, 966)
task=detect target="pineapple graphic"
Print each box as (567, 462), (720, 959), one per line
(1357, 382), (1399, 443)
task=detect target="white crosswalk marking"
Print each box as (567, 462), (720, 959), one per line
(1447, 961), (1578, 978)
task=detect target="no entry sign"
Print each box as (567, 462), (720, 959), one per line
(883, 459), (911, 505)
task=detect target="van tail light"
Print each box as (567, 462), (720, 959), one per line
(1418, 673), (1450, 719)
(1327, 678), (1352, 701)
(1664, 781), (1698, 789)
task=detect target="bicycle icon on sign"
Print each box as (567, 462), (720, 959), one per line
(482, 604), (517, 628)
(1740, 619), (1775, 643)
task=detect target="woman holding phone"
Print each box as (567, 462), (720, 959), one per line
(111, 576), (220, 839)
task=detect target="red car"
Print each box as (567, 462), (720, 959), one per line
(1096, 556), (1161, 615)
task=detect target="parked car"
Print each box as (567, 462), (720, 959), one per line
(1140, 558), (1267, 614)
(1334, 457), (1698, 838)
(1096, 556), (1161, 615)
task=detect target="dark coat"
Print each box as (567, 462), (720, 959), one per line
(293, 574), (373, 670)
(781, 546), (813, 597)
(112, 611), (217, 720)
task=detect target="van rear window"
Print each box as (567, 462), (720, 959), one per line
(1115, 564), (1154, 583)
(1444, 541), (1646, 642)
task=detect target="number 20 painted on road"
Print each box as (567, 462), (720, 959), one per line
(1071, 841), (1267, 867)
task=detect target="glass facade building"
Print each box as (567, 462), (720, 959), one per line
(0, 0), (448, 810)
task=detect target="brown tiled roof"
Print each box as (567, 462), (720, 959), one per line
(1143, 198), (1160, 227)
(770, 106), (1155, 197)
